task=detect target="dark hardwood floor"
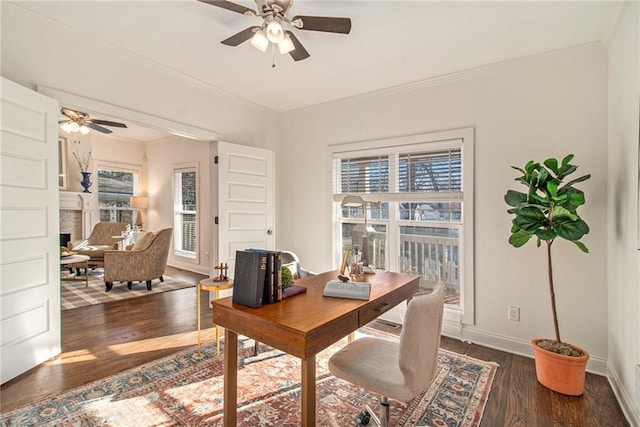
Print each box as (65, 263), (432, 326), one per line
(0, 267), (629, 426)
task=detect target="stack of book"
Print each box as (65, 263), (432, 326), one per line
(233, 249), (306, 308)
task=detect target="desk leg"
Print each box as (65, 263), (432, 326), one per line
(301, 355), (316, 427)
(223, 329), (238, 427)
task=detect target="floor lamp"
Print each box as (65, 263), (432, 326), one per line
(130, 196), (149, 231)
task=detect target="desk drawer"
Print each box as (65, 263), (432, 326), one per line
(358, 292), (397, 327)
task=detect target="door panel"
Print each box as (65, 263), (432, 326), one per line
(0, 77), (60, 384)
(215, 141), (275, 284)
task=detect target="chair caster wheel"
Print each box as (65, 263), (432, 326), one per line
(354, 410), (371, 425)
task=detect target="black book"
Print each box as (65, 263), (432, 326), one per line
(274, 251), (283, 302)
(263, 252), (275, 304)
(232, 250), (267, 308)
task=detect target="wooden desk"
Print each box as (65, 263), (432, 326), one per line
(212, 270), (419, 426)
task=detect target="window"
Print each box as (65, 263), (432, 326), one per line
(332, 129), (474, 323)
(174, 165), (198, 260)
(97, 165), (141, 225)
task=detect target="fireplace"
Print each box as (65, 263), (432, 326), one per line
(59, 192), (95, 243)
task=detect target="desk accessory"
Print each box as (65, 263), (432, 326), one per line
(323, 280), (371, 300)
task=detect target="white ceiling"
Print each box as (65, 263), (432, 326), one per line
(15, 0), (624, 139)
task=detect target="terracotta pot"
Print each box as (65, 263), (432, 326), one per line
(531, 338), (589, 396)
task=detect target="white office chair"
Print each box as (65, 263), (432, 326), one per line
(328, 284), (445, 426)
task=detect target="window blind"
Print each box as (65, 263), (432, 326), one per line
(398, 149), (462, 193)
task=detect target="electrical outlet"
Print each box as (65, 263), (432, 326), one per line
(508, 305), (520, 322)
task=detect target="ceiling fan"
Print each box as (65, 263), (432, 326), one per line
(59, 107), (128, 135)
(199, 0), (351, 62)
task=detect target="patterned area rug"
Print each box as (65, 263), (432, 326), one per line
(0, 329), (498, 426)
(61, 270), (195, 310)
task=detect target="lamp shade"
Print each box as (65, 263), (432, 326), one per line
(341, 195), (365, 207)
(130, 196), (149, 209)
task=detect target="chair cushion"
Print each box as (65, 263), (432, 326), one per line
(132, 232), (154, 251)
(328, 337), (418, 402)
(74, 245), (114, 259)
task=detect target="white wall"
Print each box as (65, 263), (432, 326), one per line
(279, 45), (610, 373)
(146, 136), (212, 275)
(607, 3), (640, 424)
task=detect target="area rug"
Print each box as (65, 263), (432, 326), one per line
(61, 270), (195, 310)
(0, 329), (498, 426)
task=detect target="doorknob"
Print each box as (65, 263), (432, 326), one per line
(267, 229), (273, 235)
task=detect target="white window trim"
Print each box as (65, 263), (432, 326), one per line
(95, 159), (143, 226)
(328, 127), (475, 325)
(173, 162), (199, 264)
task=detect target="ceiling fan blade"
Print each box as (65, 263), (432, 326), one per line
(85, 122), (113, 134)
(90, 119), (128, 128)
(285, 31), (310, 62)
(197, 0), (256, 16)
(61, 107), (83, 120)
(221, 26), (259, 46)
(292, 15), (351, 34)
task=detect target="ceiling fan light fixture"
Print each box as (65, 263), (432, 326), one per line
(60, 121), (74, 133)
(79, 125), (91, 135)
(251, 29), (269, 52)
(278, 34), (295, 54)
(266, 19), (284, 43)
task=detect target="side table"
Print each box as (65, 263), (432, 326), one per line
(197, 277), (233, 357)
(60, 254), (90, 287)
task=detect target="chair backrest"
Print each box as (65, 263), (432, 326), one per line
(145, 228), (172, 257)
(281, 250), (301, 278)
(87, 222), (129, 246)
(398, 284), (445, 394)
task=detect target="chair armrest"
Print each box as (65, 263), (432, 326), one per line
(68, 240), (88, 250)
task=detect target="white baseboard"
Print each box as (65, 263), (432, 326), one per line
(608, 363), (640, 426)
(166, 261), (209, 276)
(441, 321), (608, 376)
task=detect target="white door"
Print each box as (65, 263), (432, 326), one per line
(0, 77), (61, 384)
(215, 141), (275, 284)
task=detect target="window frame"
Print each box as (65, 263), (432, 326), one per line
(329, 128), (475, 325)
(173, 162), (199, 263)
(95, 160), (143, 227)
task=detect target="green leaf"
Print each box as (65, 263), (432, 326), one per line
(544, 158), (559, 174)
(552, 205), (577, 221)
(537, 168), (549, 186)
(535, 229), (556, 241)
(504, 190), (527, 207)
(558, 164), (578, 179)
(509, 230), (533, 247)
(554, 218), (590, 241)
(573, 240), (589, 253)
(561, 154), (575, 167)
(514, 207), (548, 231)
(547, 180), (558, 198)
(559, 174), (591, 191)
(524, 160), (537, 174)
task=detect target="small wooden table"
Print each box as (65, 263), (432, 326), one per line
(197, 277), (233, 357)
(212, 269), (419, 426)
(59, 254), (90, 287)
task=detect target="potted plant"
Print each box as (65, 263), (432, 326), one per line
(504, 154), (591, 395)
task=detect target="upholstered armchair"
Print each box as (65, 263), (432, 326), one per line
(69, 222), (130, 268)
(281, 250), (316, 279)
(103, 228), (173, 292)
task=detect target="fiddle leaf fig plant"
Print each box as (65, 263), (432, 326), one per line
(504, 154), (590, 351)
